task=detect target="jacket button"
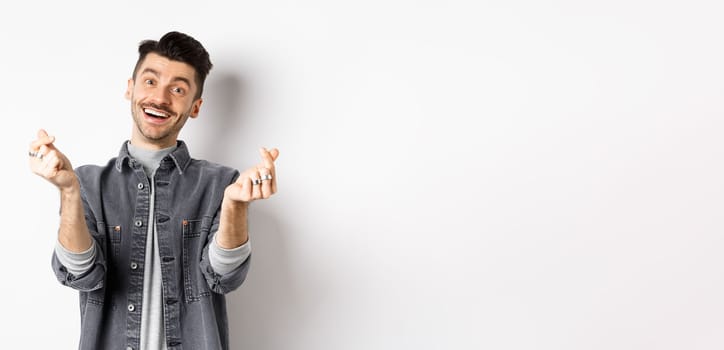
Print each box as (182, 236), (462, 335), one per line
(130, 262), (138, 270)
(137, 183), (144, 190)
(128, 304), (135, 312)
(135, 220), (143, 227)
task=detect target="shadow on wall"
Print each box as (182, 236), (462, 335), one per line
(200, 70), (301, 348)
(191, 71), (246, 163)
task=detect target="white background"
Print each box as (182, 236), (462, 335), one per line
(2, 1), (723, 349)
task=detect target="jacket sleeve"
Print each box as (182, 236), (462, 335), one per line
(50, 190), (106, 292)
(198, 169), (251, 294)
(199, 207), (251, 294)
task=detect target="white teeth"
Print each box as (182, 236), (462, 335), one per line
(144, 108), (168, 118)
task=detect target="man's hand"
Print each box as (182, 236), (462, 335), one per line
(29, 129), (78, 192)
(224, 147), (280, 203)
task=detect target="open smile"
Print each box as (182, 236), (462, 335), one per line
(142, 106), (174, 124)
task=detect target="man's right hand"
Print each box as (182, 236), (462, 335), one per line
(29, 129), (78, 192)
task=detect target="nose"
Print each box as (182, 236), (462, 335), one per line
(148, 86), (171, 105)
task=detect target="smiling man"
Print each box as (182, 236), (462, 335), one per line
(28, 31), (278, 350)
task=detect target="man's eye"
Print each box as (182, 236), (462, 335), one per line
(144, 79), (154, 85)
(172, 87), (184, 94)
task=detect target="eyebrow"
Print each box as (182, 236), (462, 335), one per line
(140, 68), (192, 86)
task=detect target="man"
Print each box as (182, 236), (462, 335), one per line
(28, 31), (278, 350)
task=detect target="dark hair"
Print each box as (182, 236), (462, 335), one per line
(132, 31), (213, 99)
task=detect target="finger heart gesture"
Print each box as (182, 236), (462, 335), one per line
(225, 147), (279, 203)
(28, 129), (77, 190)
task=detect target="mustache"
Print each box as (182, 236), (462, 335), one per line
(142, 103), (174, 116)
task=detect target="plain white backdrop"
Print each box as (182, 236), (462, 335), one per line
(2, 1), (723, 349)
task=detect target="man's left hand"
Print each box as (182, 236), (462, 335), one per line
(225, 147), (279, 203)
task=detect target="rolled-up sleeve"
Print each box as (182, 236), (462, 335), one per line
(198, 193), (251, 294)
(209, 236), (251, 275)
(51, 194), (106, 292)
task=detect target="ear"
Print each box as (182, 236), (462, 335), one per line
(125, 78), (134, 100)
(189, 98), (203, 119)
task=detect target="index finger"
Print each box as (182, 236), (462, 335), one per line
(29, 129), (56, 150)
(258, 147), (279, 169)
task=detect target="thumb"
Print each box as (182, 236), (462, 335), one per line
(269, 148), (279, 161)
(36, 129), (55, 144)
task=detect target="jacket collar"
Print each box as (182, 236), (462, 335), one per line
(115, 140), (191, 175)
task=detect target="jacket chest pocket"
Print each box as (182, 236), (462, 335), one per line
(96, 223), (122, 260)
(182, 218), (211, 302)
(107, 225), (122, 257)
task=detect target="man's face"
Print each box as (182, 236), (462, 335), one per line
(125, 52), (203, 149)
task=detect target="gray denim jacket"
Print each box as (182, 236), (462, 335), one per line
(52, 141), (250, 350)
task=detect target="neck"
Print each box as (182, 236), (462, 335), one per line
(129, 139), (177, 150)
(130, 131), (178, 150)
